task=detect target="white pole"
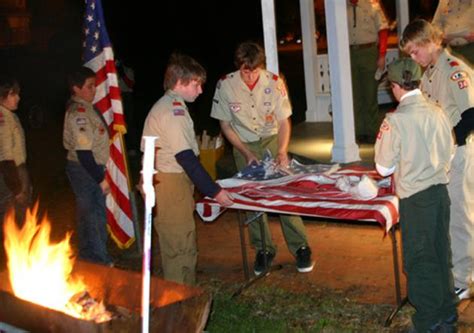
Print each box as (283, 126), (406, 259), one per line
(141, 136), (158, 333)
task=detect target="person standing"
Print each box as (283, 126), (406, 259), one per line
(401, 19), (474, 301)
(347, 0), (389, 143)
(141, 53), (233, 286)
(375, 57), (458, 333)
(63, 66), (113, 266)
(210, 41), (314, 275)
(432, 0), (474, 65)
(0, 75), (31, 225)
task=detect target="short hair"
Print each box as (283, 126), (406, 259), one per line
(0, 74), (20, 100)
(234, 41), (266, 70)
(400, 19), (443, 52)
(67, 66), (96, 93)
(163, 53), (206, 91)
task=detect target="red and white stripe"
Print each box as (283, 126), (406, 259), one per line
(85, 46), (135, 248)
(196, 167), (399, 232)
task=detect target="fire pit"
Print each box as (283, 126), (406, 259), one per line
(0, 261), (211, 332)
(1, 207), (211, 332)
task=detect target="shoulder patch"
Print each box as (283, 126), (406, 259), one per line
(376, 119), (390, 140)
(449, 61), (459, 67)
(450, 71), (467, 81)
(173, 108), (185, 116)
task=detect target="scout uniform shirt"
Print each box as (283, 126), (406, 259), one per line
(141, 90), (199, 173)
(63, 96), (110, 166)
(0, 105), (26, 166)
(347, 0), (389, 45)
(432, 0), (474, 46)
(421, 48), (474, 128)
(374, 90), (453, 199)
(210, 69), (292, 143)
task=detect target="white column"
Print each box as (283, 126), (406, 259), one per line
(261, 0), (279, 74)
(395, 0), (410, 37)
(299, 0), (325, 122)
(324, 0), (360, 163)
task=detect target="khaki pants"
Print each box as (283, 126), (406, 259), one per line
(154, 172), (197, 285)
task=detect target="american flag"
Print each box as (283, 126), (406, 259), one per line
(83, 0), (135, 248)
(196, 164), (399, 232)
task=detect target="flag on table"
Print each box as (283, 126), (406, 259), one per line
(196, 164), (399, 232)
(82, 0), (135, 248)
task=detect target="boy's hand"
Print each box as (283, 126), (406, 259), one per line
(214, 189), (233, 207)
(100, 178), (111, 195)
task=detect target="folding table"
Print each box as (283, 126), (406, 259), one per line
(196, 164), (405, 326)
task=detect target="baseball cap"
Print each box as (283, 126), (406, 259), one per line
(387, 58), (422, 85)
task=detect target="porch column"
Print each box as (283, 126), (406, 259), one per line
(261, 0), (279, 74)
(324, 0), (360, 163)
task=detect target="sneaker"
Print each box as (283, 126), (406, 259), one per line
(455, 287), (471, 300)
(296, 246), (314, 273)
(253, 250), (275, 276)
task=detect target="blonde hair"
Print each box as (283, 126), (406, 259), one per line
(400, 19), (443, 52)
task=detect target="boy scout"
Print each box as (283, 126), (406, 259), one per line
(0, 75), (31, 224)
(141, 53), (232, 286)
(375, 58), (457, 332)
(347, 0), (389, 143)
(401, 19), (474, 301)
(210, 41), (313, 275)
(63, 66), (112, 266)
(432, 0), (474, 64)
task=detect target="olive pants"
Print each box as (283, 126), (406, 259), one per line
(400, 184), (457, 332)
(350, 45), (380, 138)
(154, 172), (197, 286)
(233, 135), (308, 256)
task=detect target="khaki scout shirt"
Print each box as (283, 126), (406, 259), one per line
(141, 90), (199, 173)
(347, 0), (389, 45)
(63, 96), (110, 165)
(374, 91), (453, 199)
(210, 69), (292, 143)
(421, 49), (474, 127)
(0, 105), (26, 166)
(432, 0), (474, 46)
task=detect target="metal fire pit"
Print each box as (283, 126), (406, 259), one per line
(0, 260), (211, 332)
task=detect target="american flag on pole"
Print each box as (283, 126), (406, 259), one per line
(196, 164), (399, 232)
(82, 0), (135, 248)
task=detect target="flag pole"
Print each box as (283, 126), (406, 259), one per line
(141, 136), (157, 333)
(118, 131), (142, 252)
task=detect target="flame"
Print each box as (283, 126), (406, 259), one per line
(3, 204), (110, 322)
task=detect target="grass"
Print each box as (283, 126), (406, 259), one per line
(200, 278), (414, 333)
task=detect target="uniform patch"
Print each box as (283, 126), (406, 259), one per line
(77, 106), (86, 113)
(449, 61), (459, 67)
(173, 108), (185, 116)
(450, 71), (467, 81)
(229, 103), (241, 113)
(377, 120), (390, 140)
(277, 81), (287, 97)
(76, 117), (87, 125)
(458, 80), (469, 89)
(264, 88), (271, 94)
(172, 101), (182, 106)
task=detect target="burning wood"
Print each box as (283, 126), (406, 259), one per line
(3, 204), (111, 323)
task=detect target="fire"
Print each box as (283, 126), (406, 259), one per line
(3, 204), (111, 322)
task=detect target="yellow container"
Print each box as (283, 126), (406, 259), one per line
(199, 145), (225, 180)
